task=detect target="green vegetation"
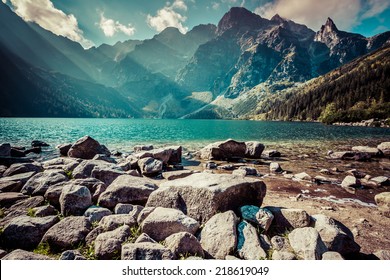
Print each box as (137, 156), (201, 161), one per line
(78, 243), (97, 260)
(64, 170), (73, 179)
(33, 242), (55, 257)
(0, 208), (4, 219)
(27, 208), (36, 217)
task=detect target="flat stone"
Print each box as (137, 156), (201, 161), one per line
(68, 136), (109, 159)
(162, 170), (196, 180)
(341, 176), (360, 194)
(3, 163), (43, 177)
(352, 146), (383, 157)
(370, 176), (390, 186)
(199, 139), (246, 160)
(294, 172), (312, 181)
(0, 171), (36, 192)
(0, 192), (29, 208)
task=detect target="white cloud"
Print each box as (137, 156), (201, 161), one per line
(146, 0), (189, 33)
(361, 0), (390, 19)
(255, 0), (362, 31)
(99, 13), (136, 37)
(212, 2), (220, 10)
(8, 0), (93, 48)
(2, 0), (7, 4)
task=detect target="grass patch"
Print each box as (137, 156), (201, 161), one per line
(27, 208), (36, 217)
(124, 225), (142, 244)
(64, 170), (73, 179)
(33, 242), (59, 258)
(78, 243), (97, 260)
(0, 208), (5, 219)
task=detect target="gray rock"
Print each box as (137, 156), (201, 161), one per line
(85, 226), (105, 245)
(294, 172), (312, 181)
(133, 146), (180, 165)
(41, 216), (92, 251)
(92, 154), (117, 164)
(271, 235), (290, 251)
(238, 166), (258, 175)
(146, 173), (266, 224)
(98, 175), (158, 209)
(270, 162), (282, 173)
(137, 207), (156, 225)
(72, 160), (123, 185)
(263, 150), (281, 157)
(0, 192), (29, 208)
(141, 207), (199, 241)
(378, 142), (390, 156)
(98, 214), (137, 231)
(266, 207), (311, 231)
(44, 182), (69, 209)
(374, 250), (390, 260)
(162, 170), (196, 180)
(121, 242), (174, 260)
(199, 211), (238, 259)
(73, 178), (107, 204)
(90, 164), (125, 185)
(2, 215), (59, 250)
(68, 136), (109, 159)
(312, 214), (360, 255)
(0, 165), (7, 176)
(84, 206), (112, 223)
(3, 163), (43, 177)
(272, 251), (296, 260)
(352, 146), (383, 157)
(95, 225), (131, 259)
(288, 227), (328, 260)
(59, 185), (92, 216)
(59, 250), (86, 260)
(4, 196), (44, 216)
(0, 171), (36, 192)
(341, 175), (360, 194)
(322, 251), (344, 260)
(374, 192), (390, 217)
(21, 170), (68, 196)
(237, 221), (267, 260)
(57, 144), (72, 156)
(165, 232), (205, 259)
(114, 203), (135, 214)
(31, 140), (49, 147)
(245, 141), (265, 159)
(134, 145), (154, 152)
(33, 205), (58, 217)
(135, 233), (156, 243)
(200, 139), (246, 160)
(2, 249), (53, 260)
(138, 157), (163, 175)
(0, 143), (11, 157)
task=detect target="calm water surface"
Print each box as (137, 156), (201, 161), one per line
(0, 118), (389, 152)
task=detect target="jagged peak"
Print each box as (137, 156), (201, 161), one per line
(324, 17), (338, 32)
(217, 7), (265, 35)
(271, 14), (285, 23)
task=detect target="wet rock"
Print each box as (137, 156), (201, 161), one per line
(98, 214), (137, 231)
(352, 146), (383, 157)
(374, 250), (390, 260)
(375, 192), (390, 217)
(146, 173), (266, 224)
(165, 232), (205, 259)
(31, 140), (49, 147)
(68, 136), (109, 159)
(141, 207), (199, 241)
(33, 205), (58, 217)
(134, 145), (154, 152)
(239, 205), (274, 231)
(272, 251), (296, 260)
(59, 185), (92, 216)
(312, 214), (360, 255)
(25, 147), (42, 155)
(270, 162), (282, 173)
(135, 233), (156, 243)
(10, 148), (25, 157)
(263, 150), (281, 158)
(244, 141), (265, 159)
(199, 139), (246, 160)
(84, 206), (112, 223)
(2, 249), (53, 260)
(0, 143), (11, 157)
(121, 242), (173, 260)
(138, 157), (163, 175)
(0, 192), (29, 208)
(162, 170), (196, 180)
(59, 250), (86, 260)
(98, 175), (158, 209)
(21, 170), (68, 196)
(0, 157), (33, 167)
(95, 225), (131, 260)
(3, 163), (43, 177)
(378, 142), (390, 157)
(341, 176), (360, 194)
(199, 211), (238, 259)
(2, 215), (59, 250)
(288, 227), (328, 260)
(57, 144), (72, 156)
(41, 216), (92, 251)
(322, 251), (344, 260)
(266, 207), (311, 231)
(0, 171), (36, 192)
(237, 221), (267, 260)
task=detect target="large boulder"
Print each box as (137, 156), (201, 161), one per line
(265, 207), (311, 231)
(137, 157), (163, 175)
(68, 136), (109, 159)
(2, 249), (53, 260)
(377, 142), (390, 157)
(98, 175), (158, 209)
(2, 215), (59, 250)
(0, 143), (11, 157)
(199, 139), (247, 160)
(133, 146), (182, 165)
(0, 171), (36, 192)
(199, 211), (238, 259)
(311, 214), (360, 256)
(3, 163), (43, 177)
(245, 141), (265, 159)
(95, 225), (131, 259)
(21, 170), (68, 196)
(41, 216), (92, 251)
(57, 144), (72, 156)
(375, 192), (390, 217)
(288, 227), (328, 260)
(121, 242), (174, 260)
(72, 160), (124, 185)
(141, 207), (199, 241)
(164, 232), (205, 259)
(59, 185), (92, 216)
(146, 173), (266, 224)
(237, 221), (267, 260)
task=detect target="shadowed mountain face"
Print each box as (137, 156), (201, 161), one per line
(0, 3), (389, 119)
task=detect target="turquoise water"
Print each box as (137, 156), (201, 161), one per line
(0, 118), (389, 152)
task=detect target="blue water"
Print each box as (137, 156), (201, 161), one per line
(0, 118), (389, 151)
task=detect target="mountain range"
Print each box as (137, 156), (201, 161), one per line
(0, 3), (389, 122)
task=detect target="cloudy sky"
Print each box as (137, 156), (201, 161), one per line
(3, 0), (390, 48)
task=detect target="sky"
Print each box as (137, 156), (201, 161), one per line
(3, 0), (390, 49)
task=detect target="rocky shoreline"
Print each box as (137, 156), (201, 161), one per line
(0, 136), (389, 260)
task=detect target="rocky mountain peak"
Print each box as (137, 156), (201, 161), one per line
(325, 17), (338, 32)
(271, 14), (285, 23)
(314, 17), (341, 47)
(217, 7), (265, 35)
